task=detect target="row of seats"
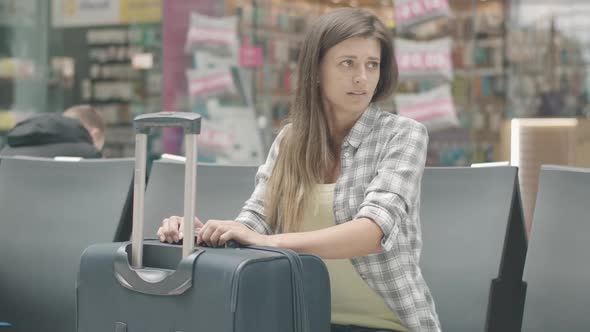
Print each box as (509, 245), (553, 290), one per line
(0, 157), (135, 332)
(0, 156), (588, 332)
(420, 166), (527, 332)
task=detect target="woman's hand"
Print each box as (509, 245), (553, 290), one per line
(197, 220), (274, 247)
(157, 215), (203, 243)
(157, 216), (274, 248)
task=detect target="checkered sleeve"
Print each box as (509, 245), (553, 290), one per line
(355, 119), (429, 251)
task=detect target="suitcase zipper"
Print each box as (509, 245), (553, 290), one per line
(230, 256), (286, 313)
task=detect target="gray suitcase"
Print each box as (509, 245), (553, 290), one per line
(76, 112), (331, 332)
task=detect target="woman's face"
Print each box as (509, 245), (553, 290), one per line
(319, 37), (381, 116)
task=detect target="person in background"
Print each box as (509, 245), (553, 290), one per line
(0, 105), (105, 158)
(158, 8), (441, 332)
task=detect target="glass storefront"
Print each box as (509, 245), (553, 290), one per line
(0, 0), (588, 167)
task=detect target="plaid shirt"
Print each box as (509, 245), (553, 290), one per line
(236, 105), (441, 332)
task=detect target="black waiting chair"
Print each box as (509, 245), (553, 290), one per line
(521, 165), (590, 331)
(419, 166), (527, 332)
(0, 157), (134, 332)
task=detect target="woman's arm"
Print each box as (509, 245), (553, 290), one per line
(269, 217), (383, 259)
(198, 217), (382, 259)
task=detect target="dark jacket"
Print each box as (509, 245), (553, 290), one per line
(0, 114), (101, 158)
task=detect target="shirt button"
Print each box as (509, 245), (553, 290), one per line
(344, 152), (350, 158)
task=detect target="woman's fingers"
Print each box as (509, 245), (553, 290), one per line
(199, 222), (216, 247)
(194, 217), (204, 228)
(157, 219), (241, 247)
(209, 227), (227, 247)
(171, 216), (183, 242)
(199, 220), (235, 247)
(159, 216), (181, 243)
(218, 230), (235, 246)
(156, 226), (164, 242)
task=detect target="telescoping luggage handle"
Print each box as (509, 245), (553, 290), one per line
(132, 112), (201, 268)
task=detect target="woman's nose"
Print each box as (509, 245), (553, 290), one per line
(353, 67), (367, 84)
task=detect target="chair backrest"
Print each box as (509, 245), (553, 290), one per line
(142, 160), (259, 239)
(521, 165), (590, 331)
(0, 156), (134, 332)
(420, 166), (527, 332)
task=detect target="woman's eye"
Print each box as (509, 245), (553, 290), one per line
(341, 60), (353, 67)
(367, 62), (380, 70)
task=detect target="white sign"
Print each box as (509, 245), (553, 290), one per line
(396, 38), (453, 80)
(52, 0), (119, 28)
(395, 84), (459, 131)
(394, 0), (451, 31)
(185, 12), (238, 58)
(186, 69), (236, 99)
(200, 102), (264, 165)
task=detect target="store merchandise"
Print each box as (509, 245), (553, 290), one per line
(0, 0), (48, 148)
(69, 24), (163, 157)
(224, 0), (509, 166)
(0, 0), (36, 26)
(394, 0), (510, 166)
(177, 8), (262, 165)
(184, 12), (245, 106)
(0, 58), (35, 79)
(236, 0), (311, 138)
(507, 16), (589, 119)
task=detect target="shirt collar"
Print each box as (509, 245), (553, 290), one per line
(343, 103), (380, 149)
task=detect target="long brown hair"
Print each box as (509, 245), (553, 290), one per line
(265, 8), (397, 233)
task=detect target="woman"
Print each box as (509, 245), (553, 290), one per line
(158, 8), (441, 332)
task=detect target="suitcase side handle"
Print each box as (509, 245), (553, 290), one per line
(113, 243), (204, 296)
(131, 112), (201, 269)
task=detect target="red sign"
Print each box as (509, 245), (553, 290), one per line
(197, 127), (233, 153)
(239, 44), (263, 68)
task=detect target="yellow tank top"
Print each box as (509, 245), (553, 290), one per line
(301, 184), (408, 332)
